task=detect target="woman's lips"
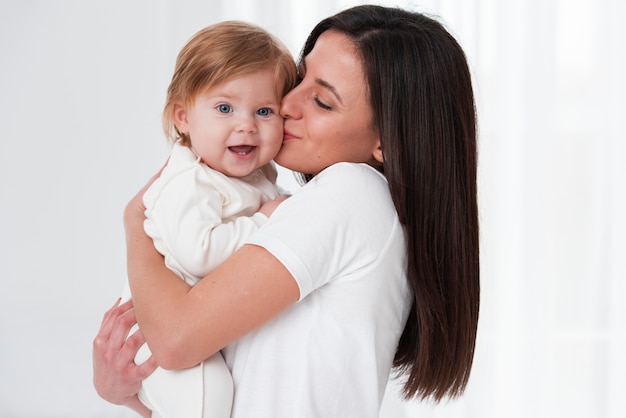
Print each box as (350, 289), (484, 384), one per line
(282, 129), (299, 142)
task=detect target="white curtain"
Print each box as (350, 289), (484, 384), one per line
(0, 1), (623, 417)
(379, 1), (626, 417)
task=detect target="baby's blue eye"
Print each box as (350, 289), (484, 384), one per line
(257, 107), (272, 117)
(217, 104), (232, 113)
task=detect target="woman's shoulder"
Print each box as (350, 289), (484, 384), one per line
(319, 161), (384, 177)
(291, 162), (394, 220)
(311, 162), (386, 190)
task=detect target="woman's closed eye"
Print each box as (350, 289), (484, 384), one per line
(314, 96), (332, 111)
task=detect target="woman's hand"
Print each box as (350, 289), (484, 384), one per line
(92, 299), (157, 417)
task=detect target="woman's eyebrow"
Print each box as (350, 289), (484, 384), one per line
(315, 78), (344, 105)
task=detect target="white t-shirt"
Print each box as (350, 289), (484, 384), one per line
(223, 162), (412, 418)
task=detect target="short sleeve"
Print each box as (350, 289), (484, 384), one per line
(247, 163), (398, 300)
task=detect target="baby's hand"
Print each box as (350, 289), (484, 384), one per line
(259, 195), (290, 217)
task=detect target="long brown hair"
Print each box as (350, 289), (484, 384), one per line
(301, 5), (480, 401)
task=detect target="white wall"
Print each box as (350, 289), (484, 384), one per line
(1, 1), (624, 417)
(1, 2), (165, 416)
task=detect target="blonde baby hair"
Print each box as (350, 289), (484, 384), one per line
(162, 21), (297, 146)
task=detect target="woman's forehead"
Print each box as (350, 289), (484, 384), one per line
(304, 31), (367, 100)
(304, 32), (362, 76)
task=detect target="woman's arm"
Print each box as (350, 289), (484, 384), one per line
(125, 191), (300, 370)
(92, 299), (158, 417)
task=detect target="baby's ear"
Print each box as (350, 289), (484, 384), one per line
(173, 102), (188, 133)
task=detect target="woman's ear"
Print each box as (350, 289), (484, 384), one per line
(173, 102), (188, 134)
(372, 141), (384, 164)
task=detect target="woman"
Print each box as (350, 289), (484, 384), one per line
(93, 5), (480, 417)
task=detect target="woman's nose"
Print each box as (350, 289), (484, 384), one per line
(280, 86), (301, 119)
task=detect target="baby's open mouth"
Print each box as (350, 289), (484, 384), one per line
(229, 145), (255, 155)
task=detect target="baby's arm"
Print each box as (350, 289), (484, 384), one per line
(258, 195), (289, 217)
(144, 167), (285, 280)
